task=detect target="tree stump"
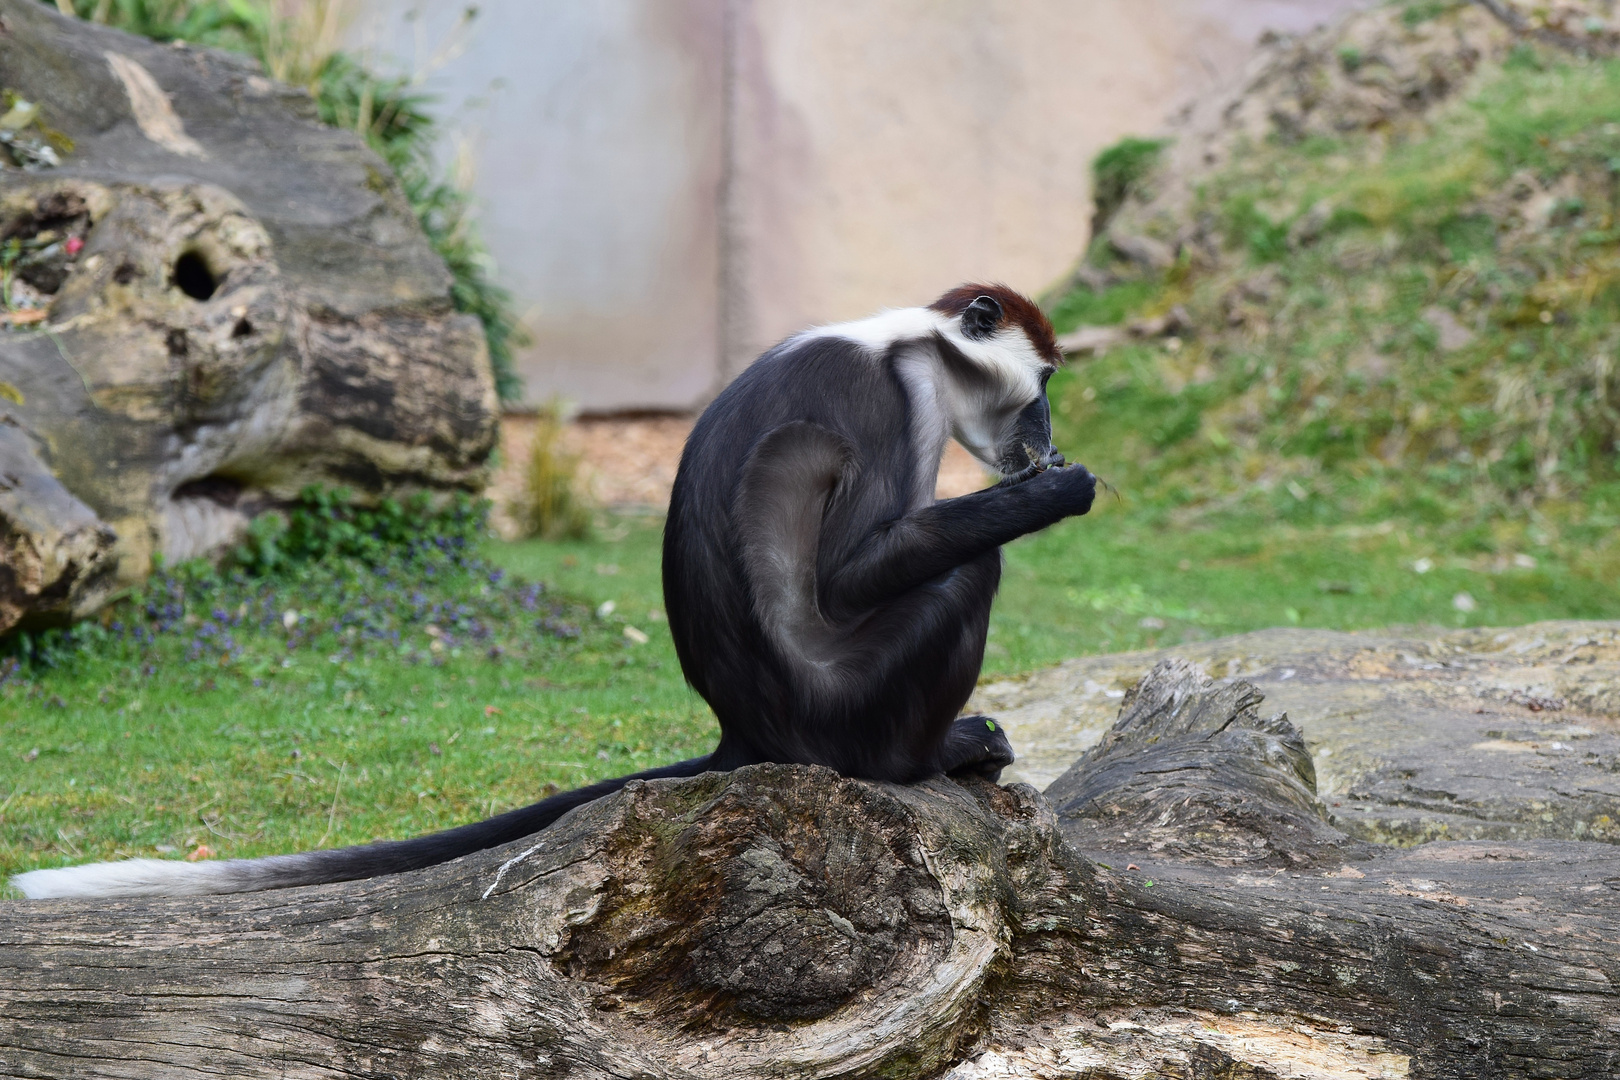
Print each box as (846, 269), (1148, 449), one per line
(6, 647), (1620, 1078)
(0, 0), (498, 632)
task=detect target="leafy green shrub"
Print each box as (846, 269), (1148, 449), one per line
(5, 485), (511, 672)
(45, 0), (525, 401)
(233, 486), (488, 574)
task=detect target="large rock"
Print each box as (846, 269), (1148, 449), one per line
(0, 1), (498, 631)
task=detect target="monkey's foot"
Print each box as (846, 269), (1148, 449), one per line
(943, 715), (1015, 784)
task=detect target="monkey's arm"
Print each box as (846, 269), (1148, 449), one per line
(821, 464), (1095, 617)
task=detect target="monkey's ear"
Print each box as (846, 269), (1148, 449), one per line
(961, 294), (1002, 338)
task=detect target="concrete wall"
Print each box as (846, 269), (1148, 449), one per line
(352, 1), (1372, 412)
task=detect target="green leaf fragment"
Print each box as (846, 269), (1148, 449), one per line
(0, 101), (38, 131)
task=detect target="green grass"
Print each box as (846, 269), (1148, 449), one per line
(988, 496), (1620, 673)
(7, 495), (1614, 885)
(0, 514), (712, 883)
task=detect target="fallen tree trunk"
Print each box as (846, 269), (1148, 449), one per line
(975, 620), (1620, 843)
(5, 658), (1620, 1078)
(0, 1), (498, 631)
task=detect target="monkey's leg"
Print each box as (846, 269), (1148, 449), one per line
(940, 715), (1015, 783)
(821, 463), (1096, 618)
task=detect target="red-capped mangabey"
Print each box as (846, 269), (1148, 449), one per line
(14, 284), (1095, 899)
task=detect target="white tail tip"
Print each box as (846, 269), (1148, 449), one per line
(13, 857), (257, 899)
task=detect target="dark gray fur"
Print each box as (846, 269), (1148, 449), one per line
(664, 327), (1095, 782)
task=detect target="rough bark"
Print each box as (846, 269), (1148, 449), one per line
(0, 1), (498, 631)
(975, 620), (1620, 844)
(7, 646), (1620, 1078)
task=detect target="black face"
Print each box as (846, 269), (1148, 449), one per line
(995, 373), (1064, 482)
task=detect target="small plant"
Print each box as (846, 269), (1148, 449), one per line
(4, 486), (524, 673)
(522, 403), (591, 541)
(1223, 195), (1291, 263)
(1090, 136), (1170, 236)
(1401, 0), (1455, 28)
(0, 89), (73, 170)
(233, 486), (488, 575)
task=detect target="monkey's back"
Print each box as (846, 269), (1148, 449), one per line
(662, 335), (992, 778)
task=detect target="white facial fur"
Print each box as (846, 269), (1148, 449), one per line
(800, 306), (1052, 473)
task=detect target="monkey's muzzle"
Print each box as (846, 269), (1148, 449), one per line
(998, 443), (1068, 487)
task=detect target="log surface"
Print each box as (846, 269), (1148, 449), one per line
(977, 621), (1620, 845)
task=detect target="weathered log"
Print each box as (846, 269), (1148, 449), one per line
(0, 0), (498, 631)
(6, 653), (1620, 1078)
(976, 621), (1620, 843)
(1038, 658), (1620, 1077)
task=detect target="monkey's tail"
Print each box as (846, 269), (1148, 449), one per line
(11, 755), (715, 900)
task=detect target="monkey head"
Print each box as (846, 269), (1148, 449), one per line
(927, 283), (1066, 482)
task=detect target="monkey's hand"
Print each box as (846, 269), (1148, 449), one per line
(1027, 461), (1097, 518)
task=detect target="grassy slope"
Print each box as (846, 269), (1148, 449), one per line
(1067, 38), (1620, 550)
(998, 32), (1620, 669)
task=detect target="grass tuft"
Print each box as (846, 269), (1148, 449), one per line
(1090, 135), (1170, 236)
(522, 404), (592, 541)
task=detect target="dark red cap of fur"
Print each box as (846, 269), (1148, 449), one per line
(928, 283), (1061, 364)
